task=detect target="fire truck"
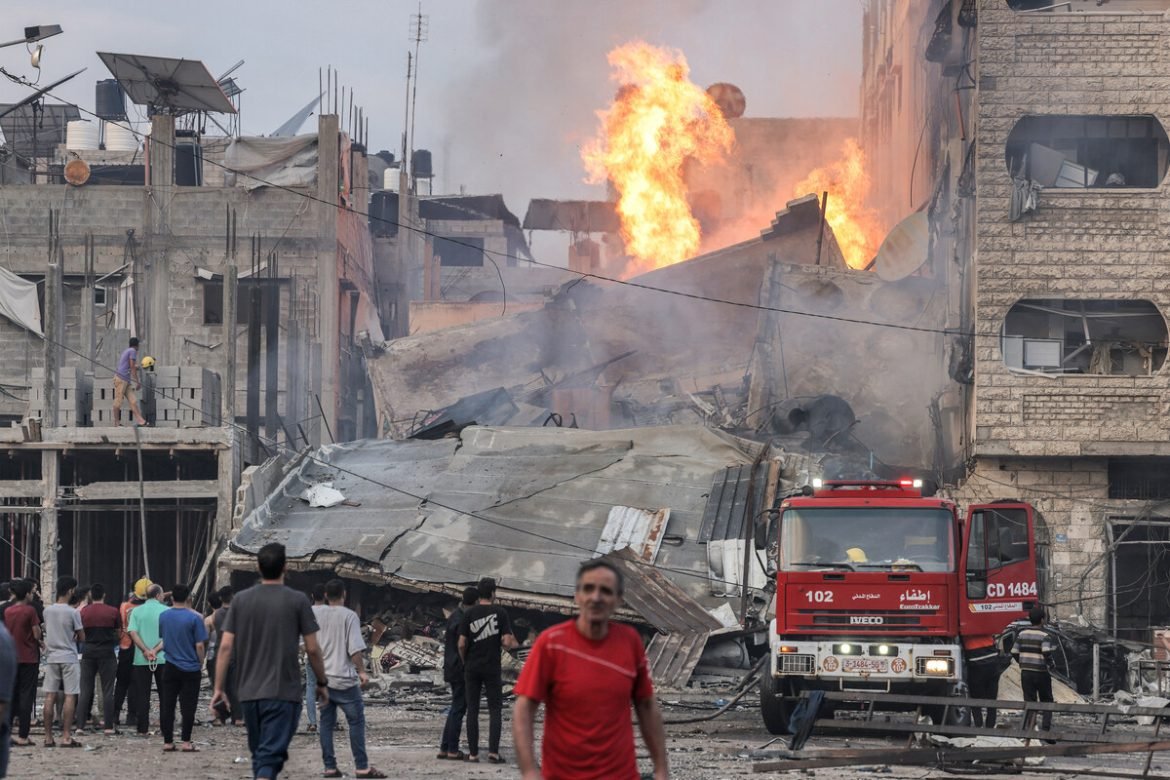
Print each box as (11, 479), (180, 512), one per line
(760, 479), (1039, 734)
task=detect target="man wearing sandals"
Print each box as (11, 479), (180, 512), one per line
(157, 584), (207, 753)
(313, 579), (384, 779)
(437, 586), (479, 762)
(212, 543), (328, 780)
(42, 576), (85, 748)
(514, 560), (669, 780)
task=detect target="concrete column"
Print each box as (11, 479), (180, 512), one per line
(213, 429), (237, 592)
(39, 450), (58, 598)
(315, 114), (340, 444)
(146, 114), (175, 365)
(222, 265), (237, 426)
(42, 260), (62, 427)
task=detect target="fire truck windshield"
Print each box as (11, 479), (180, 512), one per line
(779, 507), (955, 573)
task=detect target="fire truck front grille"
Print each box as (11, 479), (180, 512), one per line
(792, 609), (935, 632)
(778, 654), (816, 674)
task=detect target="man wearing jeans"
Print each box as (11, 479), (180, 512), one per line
(303, 584), (325, 733)
(157, 584), (207, 752)
(213, 543), (327, 780)
(314, 579), (384, 779)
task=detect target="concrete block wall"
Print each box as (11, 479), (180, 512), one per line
(974, 2), (1170, 455)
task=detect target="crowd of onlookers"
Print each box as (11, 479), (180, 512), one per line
(0, 543), (671, 780)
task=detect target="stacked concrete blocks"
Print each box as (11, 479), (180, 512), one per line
(28, 367), (93, 427)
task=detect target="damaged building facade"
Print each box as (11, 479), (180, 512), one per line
(864, 0), (1170, 638)
(0, 72), (377, 597)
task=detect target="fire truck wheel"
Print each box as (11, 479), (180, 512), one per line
(759, 673), (794, 736)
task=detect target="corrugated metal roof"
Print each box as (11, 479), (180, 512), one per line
(602, 548), (724, 687)
(232, 425), (764, 614)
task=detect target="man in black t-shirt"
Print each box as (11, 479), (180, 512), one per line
(458, 578), (517, 764)
(437, 586), (478, 760)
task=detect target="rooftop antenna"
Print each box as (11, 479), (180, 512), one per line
(408, 3), (429, 169)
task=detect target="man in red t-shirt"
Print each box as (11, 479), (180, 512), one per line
(3, 580), (42, 745)
(513, 560), (668, 780)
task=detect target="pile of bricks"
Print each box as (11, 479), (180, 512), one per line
(146, 366), (222, 428)
(28, 367), (93, 427)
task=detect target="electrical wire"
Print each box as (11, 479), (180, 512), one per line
(0, 67), (976, 340)
(38, 332), (775, 597)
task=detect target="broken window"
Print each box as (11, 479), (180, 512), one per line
(1108, 518), (1170, 642)
(1002, 299), (1168, 376)
(1005, 115), (1169, 188)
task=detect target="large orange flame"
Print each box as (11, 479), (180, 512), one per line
(582, 42), (733, 277)
(793, 138), (883, 270)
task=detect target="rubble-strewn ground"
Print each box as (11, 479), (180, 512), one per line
(10, 681), (1167, 778)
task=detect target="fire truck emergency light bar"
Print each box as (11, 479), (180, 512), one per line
(810, 478), (923, 489)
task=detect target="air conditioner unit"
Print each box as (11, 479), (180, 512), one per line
(1023, 339), (1063, 369)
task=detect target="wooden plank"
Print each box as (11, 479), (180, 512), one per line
(0, 480), (44, 499)
(72, 480), (220, 500)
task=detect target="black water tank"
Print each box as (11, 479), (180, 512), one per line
(95, 80), (126, 121)
(411, 149), (433, 179)
(175, 142), (203, 186)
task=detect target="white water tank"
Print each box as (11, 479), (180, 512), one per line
(65, 120), (98, 151)
(103, 121), (139, 152)
(382, 165), (401, 192)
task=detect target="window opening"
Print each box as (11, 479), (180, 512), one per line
(1108, 517), (1170, 642)
(1002, 299), (1168, 376)
(434, 235), (485, 267)
(1005, 115), (1170, 189)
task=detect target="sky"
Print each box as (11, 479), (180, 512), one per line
(2, 0), (862, 220)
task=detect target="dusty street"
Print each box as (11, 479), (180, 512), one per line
(9, 680), (1165, 779)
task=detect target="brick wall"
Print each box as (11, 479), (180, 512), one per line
(974, 2), (1170, 455)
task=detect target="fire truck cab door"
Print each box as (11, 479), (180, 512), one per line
(959, 503), (1038, 638)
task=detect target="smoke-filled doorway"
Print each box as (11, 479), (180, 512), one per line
(1107, 517), (1170, 642)
(57, 501), (215, 602)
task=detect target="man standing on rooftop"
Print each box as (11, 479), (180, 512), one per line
(113, 336), (147, 427)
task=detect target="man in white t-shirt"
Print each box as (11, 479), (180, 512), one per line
(314, 579), (383, 779)
(43, 576), (84, 747)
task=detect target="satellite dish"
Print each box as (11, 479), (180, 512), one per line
(873, 210), (929, 282)
(64, 158), (90, 186)
(706, 82), (746, 119)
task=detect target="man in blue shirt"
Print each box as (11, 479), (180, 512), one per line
(157, 584), (207, 752)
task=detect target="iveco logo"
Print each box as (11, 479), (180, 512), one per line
(850, 616), (884, 625)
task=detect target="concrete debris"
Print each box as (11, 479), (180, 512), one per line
(926, 735), (1045, 766)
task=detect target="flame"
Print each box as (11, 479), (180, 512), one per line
(582, 42), (733, 277)
(793, 138), (883, 270)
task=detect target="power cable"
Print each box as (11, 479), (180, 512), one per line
(40, 332), (774, 597)
(0, 67), (976, 340)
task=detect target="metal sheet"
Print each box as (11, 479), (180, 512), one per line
(595, 506), (670, 563)
(233, 425), (759, 614)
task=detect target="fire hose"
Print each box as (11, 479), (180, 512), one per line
(662, 653), (768, 725)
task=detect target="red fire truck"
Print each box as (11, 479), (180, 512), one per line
(760, 479), (1039, 734)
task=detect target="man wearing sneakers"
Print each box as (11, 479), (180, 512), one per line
(458, 577), (517, 765)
